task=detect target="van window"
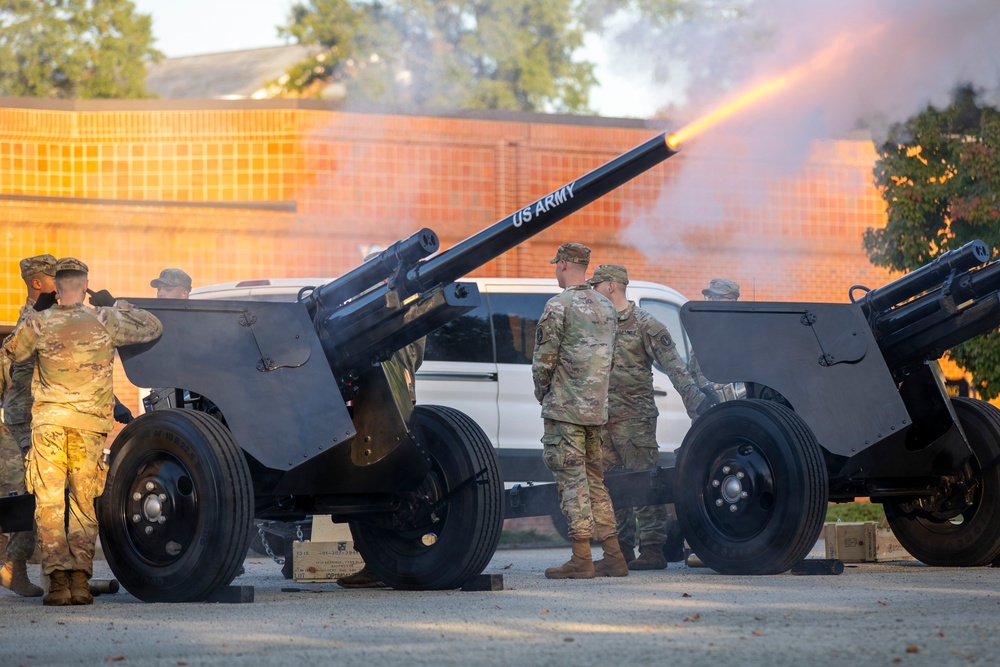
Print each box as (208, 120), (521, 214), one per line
(638, 298), (690, 364)
(424, 302), (493, 363)
(489, 293), (554, 364)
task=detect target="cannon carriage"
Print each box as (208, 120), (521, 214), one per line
(678, 239), (1000, 573)
(92, 134), (681, 602)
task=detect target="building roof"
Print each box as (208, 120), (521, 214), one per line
(146, 45), (315, 100)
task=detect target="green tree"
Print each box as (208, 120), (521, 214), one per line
(0, 0), (161, 98)
(278, 0), (595, 113)
(863, 85), (1000, 398)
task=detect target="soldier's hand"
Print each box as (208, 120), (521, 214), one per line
(113, 401), (134, 425)
(33, 291), (58, 311)
(695, 383), (721, 416)
(87, 288), (116, 308)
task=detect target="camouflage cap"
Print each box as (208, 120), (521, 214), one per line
(19, 254), (57, 279)
(549, 243), (591, 266)
(587, 264), (629, 286)
(150, 268), (192, 290)
(55, 257), (89, 274)
(702, 278), (740, 299)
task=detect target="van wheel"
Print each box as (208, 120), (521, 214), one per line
(675, 400), (827, 575)
(97, 409), (253, 602)
(884, 398), (1000, 566)
(351, 405), (503, 589)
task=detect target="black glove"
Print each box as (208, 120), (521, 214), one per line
(87, 288), (116, 307)
(696, 383), (722, 416)
(113, 400), (134, 425)
(33, 291), (58, 312)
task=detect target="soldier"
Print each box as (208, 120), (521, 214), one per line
(2, 258), (163, 606)
(588, 264), (711, 571)
(1, 253), (57, 598)
(532, 243), (625, 579)
(150, 268), (192, 299)
(688, 278), (741, 387)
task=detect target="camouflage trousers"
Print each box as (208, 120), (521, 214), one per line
(26, 425), (109, 576)
(542, 419), (617, 541)
(602, 417), (668, 551)
(1, 423), (36, 562)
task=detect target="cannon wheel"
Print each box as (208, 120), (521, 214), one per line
(674, 400), (828, 575)
(351, 405), (504, 589)
(97, 409), (253, 602)
(884, 398), (1000, 566)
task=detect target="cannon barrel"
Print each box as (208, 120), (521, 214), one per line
(863, 241), (1000, 370)
(859, 239), (990, 319)
(314, 133), (680, 376)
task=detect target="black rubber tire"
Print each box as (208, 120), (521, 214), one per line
(674, 399), (828, 575)
(351, 405), (504, 590)
(97, 409), (254, 602)
(550, 512), (571, 543)
(884, 398), (1000, 567)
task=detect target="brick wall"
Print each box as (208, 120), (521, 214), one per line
(0, 99), (918, 414)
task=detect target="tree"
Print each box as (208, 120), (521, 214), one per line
(277, 0), (596, 113)
(0, 0), (161, 98)
(863, 85), (1000, 398)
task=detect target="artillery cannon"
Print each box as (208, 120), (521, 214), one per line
(82, 133), (680, 602)
(677, 238), (1000, 574)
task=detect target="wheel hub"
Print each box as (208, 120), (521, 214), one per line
(122, 458), (198, 565)
(703, 444), (776, 539)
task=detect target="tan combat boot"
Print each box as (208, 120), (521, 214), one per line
(69, 570), (94, 605)
(545, 539), (595, 579)
(0, 559), (43, 597)
(629, 545), (668, 570)
(42, 570), (71, 606)
(593, 536), (629, 577)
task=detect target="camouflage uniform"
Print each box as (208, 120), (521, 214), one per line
(602, 300), (703, 552)
(2, 298), (42, 562)
(3, 283), (163, 577)
(532, 284), (618, 541)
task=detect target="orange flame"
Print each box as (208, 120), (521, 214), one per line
(670, 25), (885, 145)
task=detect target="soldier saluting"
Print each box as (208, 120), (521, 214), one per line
(2, 258), (163, 606)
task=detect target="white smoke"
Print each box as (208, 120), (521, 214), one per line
(610, 0), (1000, 284)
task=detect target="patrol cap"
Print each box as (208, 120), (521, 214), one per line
(587, 264), (629, 286)
(549, 243), (591, 266)
(19, 254), (57, 279)
(55, 257), (89, 274)
(702, 278), (740, 299)
(150, 268), (192, 290)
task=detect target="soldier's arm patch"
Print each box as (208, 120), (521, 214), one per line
(536, 327), (545, 345)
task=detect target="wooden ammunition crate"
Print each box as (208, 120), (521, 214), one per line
(823, 521), (913, 562)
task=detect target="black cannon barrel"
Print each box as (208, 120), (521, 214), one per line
(860, 239), (990, 318)
(403, 133), (678, 294)
(317, 133), (680, 373)
(301, 227), (440, 315)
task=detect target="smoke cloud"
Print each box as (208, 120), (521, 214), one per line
(609, 0), (1000, 280)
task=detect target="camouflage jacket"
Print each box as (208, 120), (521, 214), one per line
(2, 299), (36, 429)
(2, 301), (163, 433)
(532, 284), (617, 426)
(608, 302), (704, 422)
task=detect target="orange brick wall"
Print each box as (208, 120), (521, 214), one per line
(1, 99), (907, 414)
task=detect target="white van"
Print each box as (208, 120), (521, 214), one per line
(190, 277), (695, 484)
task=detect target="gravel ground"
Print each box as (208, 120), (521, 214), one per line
(1, 542), (999, 667)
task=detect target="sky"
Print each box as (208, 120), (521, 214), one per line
(131, 0), (658, 118)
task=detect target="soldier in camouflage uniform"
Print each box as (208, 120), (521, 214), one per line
(1, 253), (58, 598)
(150, 268), (192, 299)
(532, 243), (626, 579)
(688, 278), (741, 387)
(3, 257), (163, 606)
(589, 264), (712, 571)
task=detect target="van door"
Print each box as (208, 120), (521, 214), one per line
(417, 301), (501, 445)
(637, 295), (694, 456)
